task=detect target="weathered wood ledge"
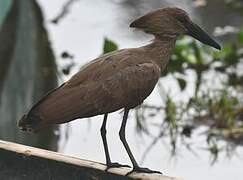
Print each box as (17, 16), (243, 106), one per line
(0, 140), (181, 180)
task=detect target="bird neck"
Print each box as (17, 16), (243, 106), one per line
(143, 36), (176, 70)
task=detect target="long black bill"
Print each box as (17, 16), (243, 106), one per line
(186, 23), (221, 50)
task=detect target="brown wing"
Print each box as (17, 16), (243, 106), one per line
(99, 62), (161, 110)
(27, 50), (161, 126)
(64, 49), (133, 87)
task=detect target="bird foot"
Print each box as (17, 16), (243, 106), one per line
(105, 162), (131, 171)
(126, 166), (162, 175)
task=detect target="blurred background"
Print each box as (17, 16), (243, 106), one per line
(0, 0), (243, 179)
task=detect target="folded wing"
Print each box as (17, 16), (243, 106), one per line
(19, 49), (161, 130)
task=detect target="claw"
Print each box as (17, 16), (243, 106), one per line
(105, 162), (131, 171)
(126, 166), (162, 175)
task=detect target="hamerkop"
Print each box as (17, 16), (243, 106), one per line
(18, 7), (220, 173)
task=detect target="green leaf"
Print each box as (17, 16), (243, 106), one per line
(0, 0), (13, 27)
(185, 54), (197, 64)
(237, 28), (243, 44)
(177, 78), (187, 91)
(103, 37), (118, 54)
(165, 96), (177, 129)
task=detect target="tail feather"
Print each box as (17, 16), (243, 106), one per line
(18, 114), (43, 133)
(17, 84), (66, 133)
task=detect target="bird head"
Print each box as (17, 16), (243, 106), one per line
(130, 7), (221, 50)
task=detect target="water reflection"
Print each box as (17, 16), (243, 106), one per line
(1, 0), (243, 179)
(0, 0), (241, 154)
(0, 0), (59, 150)
(40, 0), (242, 179)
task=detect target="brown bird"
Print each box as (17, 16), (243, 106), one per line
(18, 7), (220, 173)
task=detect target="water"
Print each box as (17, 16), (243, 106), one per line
(38, 0), (243, 179)
(3, 0), (243, 179)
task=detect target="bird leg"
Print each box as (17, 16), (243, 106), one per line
(119, 109), (162, 174)
(100, 113), (130, 170)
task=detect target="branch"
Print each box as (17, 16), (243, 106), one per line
(51, 0), (79, 24)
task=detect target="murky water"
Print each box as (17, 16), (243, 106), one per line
(38, 0), (243, 179)
(1, 0), (243, 179)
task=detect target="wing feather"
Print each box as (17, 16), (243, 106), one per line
(25, 49), (161, 127)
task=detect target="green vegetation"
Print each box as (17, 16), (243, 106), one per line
(103, 37), (118, 54)
(226, 0), (243, 11)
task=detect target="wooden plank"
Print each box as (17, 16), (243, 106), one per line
(0, 140), (181, 180)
